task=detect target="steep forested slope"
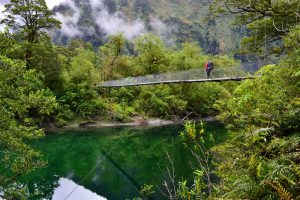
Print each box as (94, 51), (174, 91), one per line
(52, 0), (240, 54)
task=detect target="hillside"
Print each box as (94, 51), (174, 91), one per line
(52, 0), (241, 55)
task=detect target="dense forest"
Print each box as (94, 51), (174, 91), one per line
(0, 0), (299, 199)
(51, 0), (239, 55)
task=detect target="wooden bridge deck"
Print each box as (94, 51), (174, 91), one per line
(99, 76), (256, 88)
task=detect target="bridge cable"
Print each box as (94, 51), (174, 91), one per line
(254, 20), (259, 65)
(264, 18), (267, 63)
(297, 0), (300, 48)
(63, 136), (125, 200)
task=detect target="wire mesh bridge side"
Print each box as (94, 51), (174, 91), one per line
(98, 66), (259, 88)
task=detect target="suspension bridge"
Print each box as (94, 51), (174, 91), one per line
(98, 62), (261, 88)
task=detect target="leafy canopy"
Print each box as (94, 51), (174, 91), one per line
(1, 0), (61, 43)
(212, 0), (300, 55)
(0, 56), (57, 198)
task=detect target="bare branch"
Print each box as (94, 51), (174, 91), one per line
(272, 20), (287, 33)
(255, 36), (282, 52)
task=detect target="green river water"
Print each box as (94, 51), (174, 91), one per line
(21, 122), (228, 200)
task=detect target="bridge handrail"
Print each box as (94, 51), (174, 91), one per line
(98, 65), (260, 87)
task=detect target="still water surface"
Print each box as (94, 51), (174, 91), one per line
(22, 123), (227, 200)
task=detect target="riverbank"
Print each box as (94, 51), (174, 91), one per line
(72, 116), (217, 128)
(44, 116), (218, 131)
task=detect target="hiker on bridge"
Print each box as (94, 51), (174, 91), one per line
(205, 61), (214, 79)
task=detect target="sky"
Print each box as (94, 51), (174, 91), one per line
(45, 0), (66, 9)
(0, 3), (6, 30)
(52, 178), (107, 200)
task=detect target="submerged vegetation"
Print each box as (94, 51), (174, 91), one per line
(0, 0), (299, 199)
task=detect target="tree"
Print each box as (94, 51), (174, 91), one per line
(170, 42), (204, 71)
(134, 34), (170, 74)
(99, 34), (125, 80)
(30, 36), (65, 90)
(211, 0), (300, 55)
(0, 31), (25, 60)
(161, 122), (215, 199)
(67, 38), (94, 52)
(0, 56), (58, 198)
(214, 23), (300, 200)
(216, 24), (300, 132)
(1, 0), (60, 43)
(1, 0), (61, 65)
(59, 49), (104, 118)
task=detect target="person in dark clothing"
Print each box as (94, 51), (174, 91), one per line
(205, 61), (214, 78)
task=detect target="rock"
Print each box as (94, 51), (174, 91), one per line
(79, 121), (96, 127)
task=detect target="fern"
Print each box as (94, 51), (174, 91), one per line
(290, 161), (300, 178)
(256, 162), (262, 178)
(266, 180), (293, 200)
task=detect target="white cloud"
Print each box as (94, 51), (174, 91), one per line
(94, 11), (146, 40)
(149, 16), (168, 38)
(0, 4), (6, 31)
(91, 0), (146, 40)
(45, 0), (66, 9)
(54, 0), (82, 37)
(0, 0), (9, 5)
(0, 4), (5, 18)
(0, 0), (168, 41)
(90, 0), (104, 8)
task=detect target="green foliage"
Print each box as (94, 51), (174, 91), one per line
(108, 103), (135, 122)
(100, 36), (238, 120)
(99, 34), (126, 80)
(177, 122), (214, 198)
(0, 32), (24, 60)
(212, 0), (300, 55)
(216, 63), (299, 132)
(0, 1), (62, 196)
(1, 0), (60, 43)
(134, 86), (187, 119)
(0, 183), (30, 200)
(183, 83), (227, 115)
(139, 184), (155, 198)
(170, 42), (204, 71)
(177, 169), (206, 200)
(213, 26), (300, 199)
(58, 84), (106, 119)
(0, 56), (57, 197)
(180, 121), (206, 145)
(108, 87), (138, 105)
(0, 1), (256, 199)
(212, 130), (300, 199)
(0, 33), (66, 91)
(134, 34), (170, 74)
(54, 48), (106, 119)
(30, 36), (65, 90)
(67, 38), (93, 52)
(66, 49), (99, 85)
(112, 55), (137, 78)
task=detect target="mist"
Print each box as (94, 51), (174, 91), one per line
(47, 0), (169, 40)
(149, 16), (171, 43)
(91, 0), (145, 40)
(54, 0), (82, 37)
(0, 0), (170, 41)
(45, 0), (66, 9)
(0, 4), (5, 30)
(0, 0), (9, 31)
